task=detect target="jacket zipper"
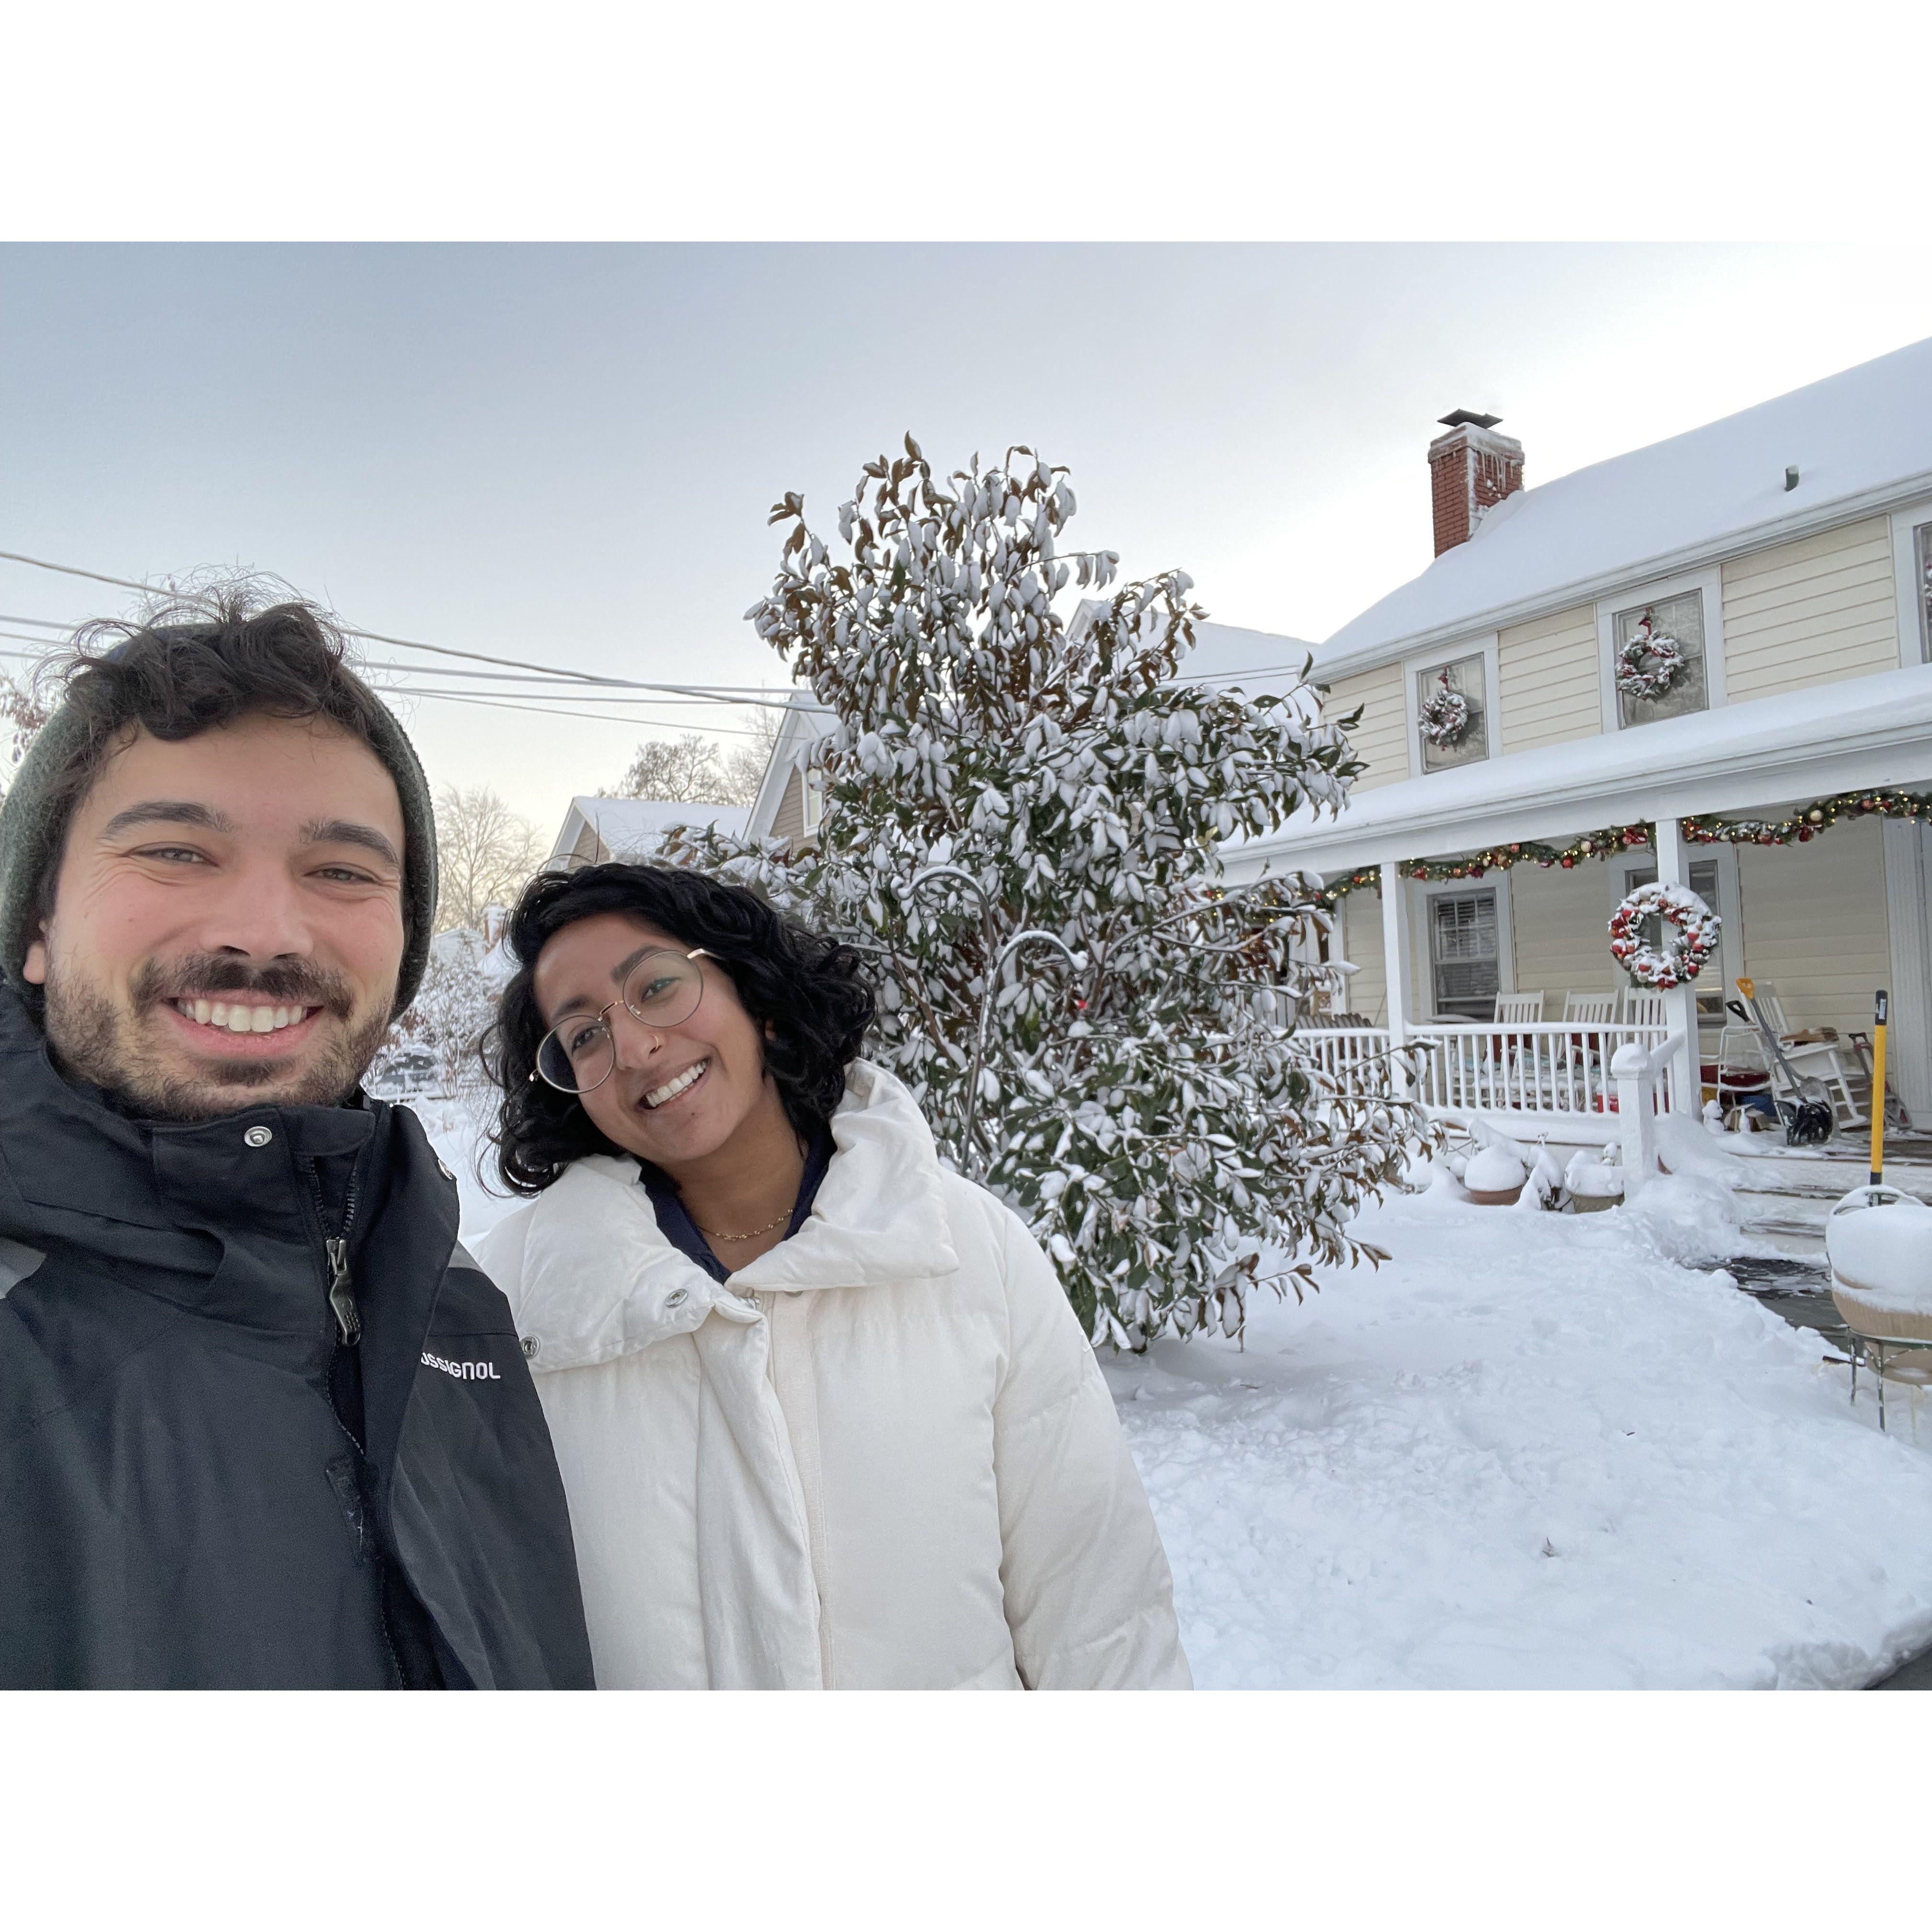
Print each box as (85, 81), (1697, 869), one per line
(304, 1162), (363, 1347)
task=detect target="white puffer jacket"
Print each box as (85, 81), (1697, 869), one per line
(476, 1061), (1189, 1690)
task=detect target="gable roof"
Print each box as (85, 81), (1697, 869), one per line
(550, 795), (749, 864)
(1318, 334), (1932, 676)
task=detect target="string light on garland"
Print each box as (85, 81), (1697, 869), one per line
(1314, 788), (1932, 906)
(1682, 787), (1932, 847)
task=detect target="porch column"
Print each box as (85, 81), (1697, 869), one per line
(1651, 815), (1701, 1117)
(1379, 860), (1413, 1097)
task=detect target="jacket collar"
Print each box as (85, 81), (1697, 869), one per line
(514, 1060), (962, 1365)
(0, 981), (387, 1313)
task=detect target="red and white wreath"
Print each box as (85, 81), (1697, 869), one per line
(1608, 882), (1720, 989)
(1419, 672), (1472, 748)
(1614, 610), (1686, 702)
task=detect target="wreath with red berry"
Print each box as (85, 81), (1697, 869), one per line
(1614, 610), (1686, 702)
(1608, 882), (1720, 989)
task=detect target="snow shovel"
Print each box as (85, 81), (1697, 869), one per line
(1729, 978), (1833, 1146)
(1868, 989), (1888, 1187)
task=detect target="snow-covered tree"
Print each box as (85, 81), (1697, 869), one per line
(374, 928), (504, 1094)
(667, 438), (1420, 1347)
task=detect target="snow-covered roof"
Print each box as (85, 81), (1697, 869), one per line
(1225, 661), (1932, 879)
(1318, 335), (1932, 675)
(550, 795), (749, 863)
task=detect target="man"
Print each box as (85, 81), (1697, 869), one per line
(0, 592), (594, 1688)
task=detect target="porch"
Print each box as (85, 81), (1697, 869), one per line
(1230, 663), (1932, 1141)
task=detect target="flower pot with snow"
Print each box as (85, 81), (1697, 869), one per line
(1463, 1147), (1527, 1206)
(1826, 1186), (1932, 1344)
(1563, 1147), (1624, 1213)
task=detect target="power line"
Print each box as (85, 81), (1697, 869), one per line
(0, 546), (790, 706)
(374, 688), (775, 736)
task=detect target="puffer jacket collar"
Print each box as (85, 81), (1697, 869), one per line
(0, 982), (392, 1337)
(514, 1059), (961, 1374)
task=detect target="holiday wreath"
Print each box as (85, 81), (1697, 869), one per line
(1419, 674), (1471, 748)
(1613, 610), (1686, 702)
(1608, 881), (1720, 989)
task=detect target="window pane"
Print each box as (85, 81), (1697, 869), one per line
(1613, 589), (1708, 727)
(1429, 889), (1499, 1019)
(1415, 652), (1489, 773)
(1917, 523), (1932, 664)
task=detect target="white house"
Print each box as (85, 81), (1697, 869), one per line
(549, 795), (750, 868)
(741, 619), (1321, 851)
(1223, 336), (1932, 1136)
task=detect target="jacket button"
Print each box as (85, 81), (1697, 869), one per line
(520, 1335), (539, 1359)
(665, 1288), (690, 1310)
(243, 1125), (274, 1148)
(435, 1156), (454, 1181)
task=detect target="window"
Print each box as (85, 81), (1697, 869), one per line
(1428, 889), (1499, 1020)
(799, 757), (824, 836)
(1917, 522), (1932, 662)
(1611, 589), (1710, 727)
(1414, 652), (1490, 773)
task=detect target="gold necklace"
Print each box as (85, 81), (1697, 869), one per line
(692, 1207), (793, 1244)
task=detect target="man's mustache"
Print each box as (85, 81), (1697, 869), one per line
(130, 954), (358, 1020)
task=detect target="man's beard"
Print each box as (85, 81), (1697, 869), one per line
(41, 951), (395, 1122)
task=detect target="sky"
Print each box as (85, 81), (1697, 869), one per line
(4, 242), (1931, 838)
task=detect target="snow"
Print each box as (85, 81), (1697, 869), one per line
(1111, 1186), (1932, 1688)
(552, 795), (750, 864)
(1229, 659), (1932, 878)
(1463, 1147), (1525, 1193)
(1320, 334), (1932, 669)
(421, 1098), (1932, 1690)
(1826, 1188), (1932, 1313)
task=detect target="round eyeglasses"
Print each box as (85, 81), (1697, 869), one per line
(531, 946), (710, 1094)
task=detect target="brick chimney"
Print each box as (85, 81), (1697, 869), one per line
(1428, 410), (1525, 555)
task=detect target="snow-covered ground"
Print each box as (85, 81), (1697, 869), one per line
(417, 1095), (1932, 1690)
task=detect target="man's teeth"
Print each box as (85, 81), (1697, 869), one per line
(176, 999), (313, 1035)
(643, 1060), (708, 1108)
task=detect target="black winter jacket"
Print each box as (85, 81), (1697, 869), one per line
(0, 987), (594, 1689)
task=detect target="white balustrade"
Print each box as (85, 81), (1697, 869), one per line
(1289, 1021), (1674, 1122)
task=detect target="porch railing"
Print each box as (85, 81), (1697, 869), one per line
(1292, 1022), (1676, 1120)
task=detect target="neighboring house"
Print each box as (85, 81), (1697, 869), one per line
(741, 621), (1319, 852)
(549, 795), (750, 867)
(746, 693), (836, 852)
(1222, 336), (1932, 1132)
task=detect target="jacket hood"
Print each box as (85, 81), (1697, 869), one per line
(502, 1058), (962, 1373)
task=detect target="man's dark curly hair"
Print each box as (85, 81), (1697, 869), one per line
(484, 861), (876, 1195)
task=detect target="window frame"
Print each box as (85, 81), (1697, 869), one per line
(1415, 871), (1515, 1021)
(1401, 632), (1501, 778)
(1610, 845), (1741, 1030)
(1594, 563), (1726, 731)
(1888, 496), (1932, 667)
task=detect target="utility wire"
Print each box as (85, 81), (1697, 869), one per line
(0, 546), (792, 706)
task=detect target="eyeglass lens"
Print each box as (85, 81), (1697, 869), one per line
(535, 949), (704, 1093)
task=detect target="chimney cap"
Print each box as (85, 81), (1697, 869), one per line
(1438, 409), (1503, 431)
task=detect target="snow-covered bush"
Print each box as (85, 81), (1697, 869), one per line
(372, 928), (505, 1096)
(667, 438), (1422, 1346)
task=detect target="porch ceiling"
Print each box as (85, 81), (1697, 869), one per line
(1226, 663), (1932, 879)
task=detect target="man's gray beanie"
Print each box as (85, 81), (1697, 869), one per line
(0, 632), (439, 1019)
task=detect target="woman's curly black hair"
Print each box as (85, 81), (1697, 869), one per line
(483, 862), (876, 1194)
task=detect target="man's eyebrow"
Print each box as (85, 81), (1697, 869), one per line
(99, 801), (236, 840)
(299, 819), (402, 869)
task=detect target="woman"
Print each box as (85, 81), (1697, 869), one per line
(476, 862), (1189, 1690)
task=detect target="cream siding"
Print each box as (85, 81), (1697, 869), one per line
(1323, 664), (1408, 791)
(1508, 858), (1618, 1003)
(1334, 885), (1386, 1024)
(1496, 604), (1599, 751)
(770, 767), (805, 846)
(1720, 517), (1898, 703)
(1735, 816), (1891, 1040)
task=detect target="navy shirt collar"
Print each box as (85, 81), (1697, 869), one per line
(638, 1122), (834, 1284)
